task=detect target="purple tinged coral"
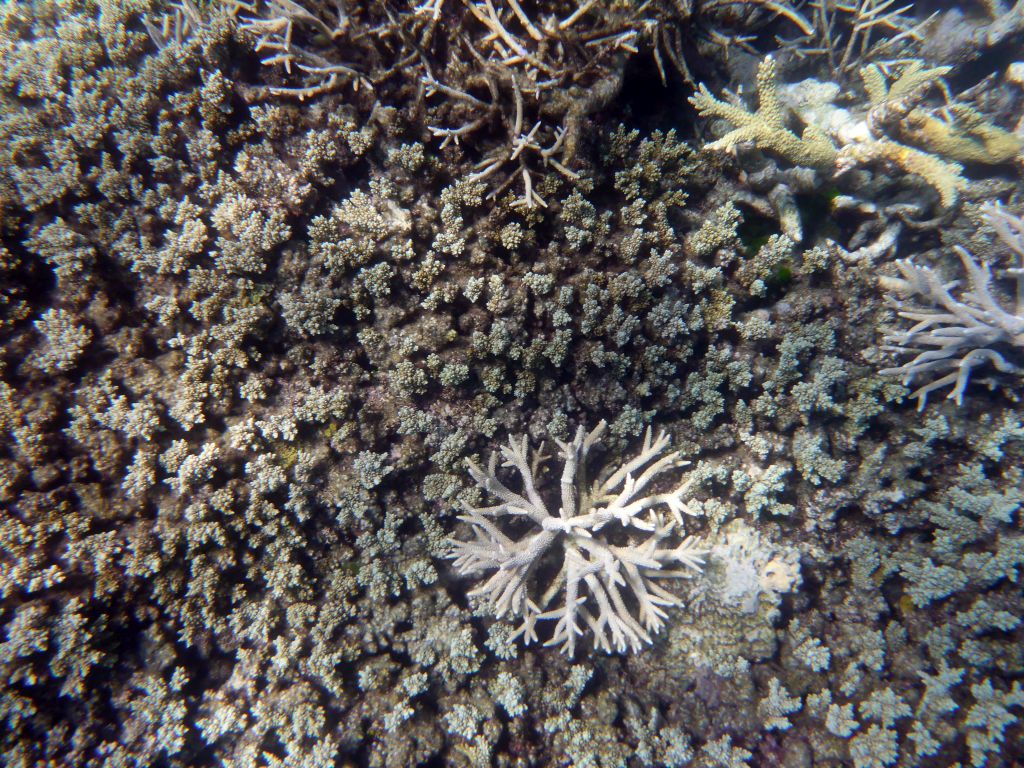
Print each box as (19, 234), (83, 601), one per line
(880, 203), (1024, 409)
(448, 421), (706, 656)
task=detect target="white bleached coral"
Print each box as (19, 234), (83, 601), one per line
(448, 421), (706, 655)
(879, 203), (1024, 408)
(703, 518), (801, 614)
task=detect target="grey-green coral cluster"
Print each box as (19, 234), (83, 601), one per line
(1, 0), (1023, 766)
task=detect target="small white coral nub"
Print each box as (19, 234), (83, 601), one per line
(448, 420), (706, 655)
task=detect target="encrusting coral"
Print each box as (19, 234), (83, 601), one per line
(448, 421), (707, 655)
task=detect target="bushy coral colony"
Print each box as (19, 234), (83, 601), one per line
(0, 0), (1023, 766)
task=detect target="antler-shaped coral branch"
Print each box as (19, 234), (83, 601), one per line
(449, 421), (706, 655)
(879, 204), (1024, 408)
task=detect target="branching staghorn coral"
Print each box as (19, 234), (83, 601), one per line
(689, 56), (838, 170)
(448, 421), (706, 656)
(879, 203), (1024, 408)
(901, 104), (1024, 165)
(223, 0), (642, 206)
(143, 0), (206, 49)
(839, 62), (968, 208)
(636, 0), (813, 86)
(416, 0), (648, 208)
(225, 0), (412, 98)
(223, 0), (818, 208)
(861, 61), (1023, 166)
(691, 56), (990, 208)
(835, 137), (966, 209)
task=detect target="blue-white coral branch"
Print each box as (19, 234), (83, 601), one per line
(880, 204), (1024, 408)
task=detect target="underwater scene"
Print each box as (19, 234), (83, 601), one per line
(1, 0), (1023, 765)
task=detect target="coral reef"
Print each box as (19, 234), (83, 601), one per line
(0, 0), (1022, 766)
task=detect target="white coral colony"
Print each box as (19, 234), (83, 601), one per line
(448, 421), (707, 655)
(880, 203), (1024, 408)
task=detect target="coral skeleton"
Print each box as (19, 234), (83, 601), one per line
(880, 204), (1024, 408)
(780, 0), (932, 75)
(448, 421), (706, 655)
